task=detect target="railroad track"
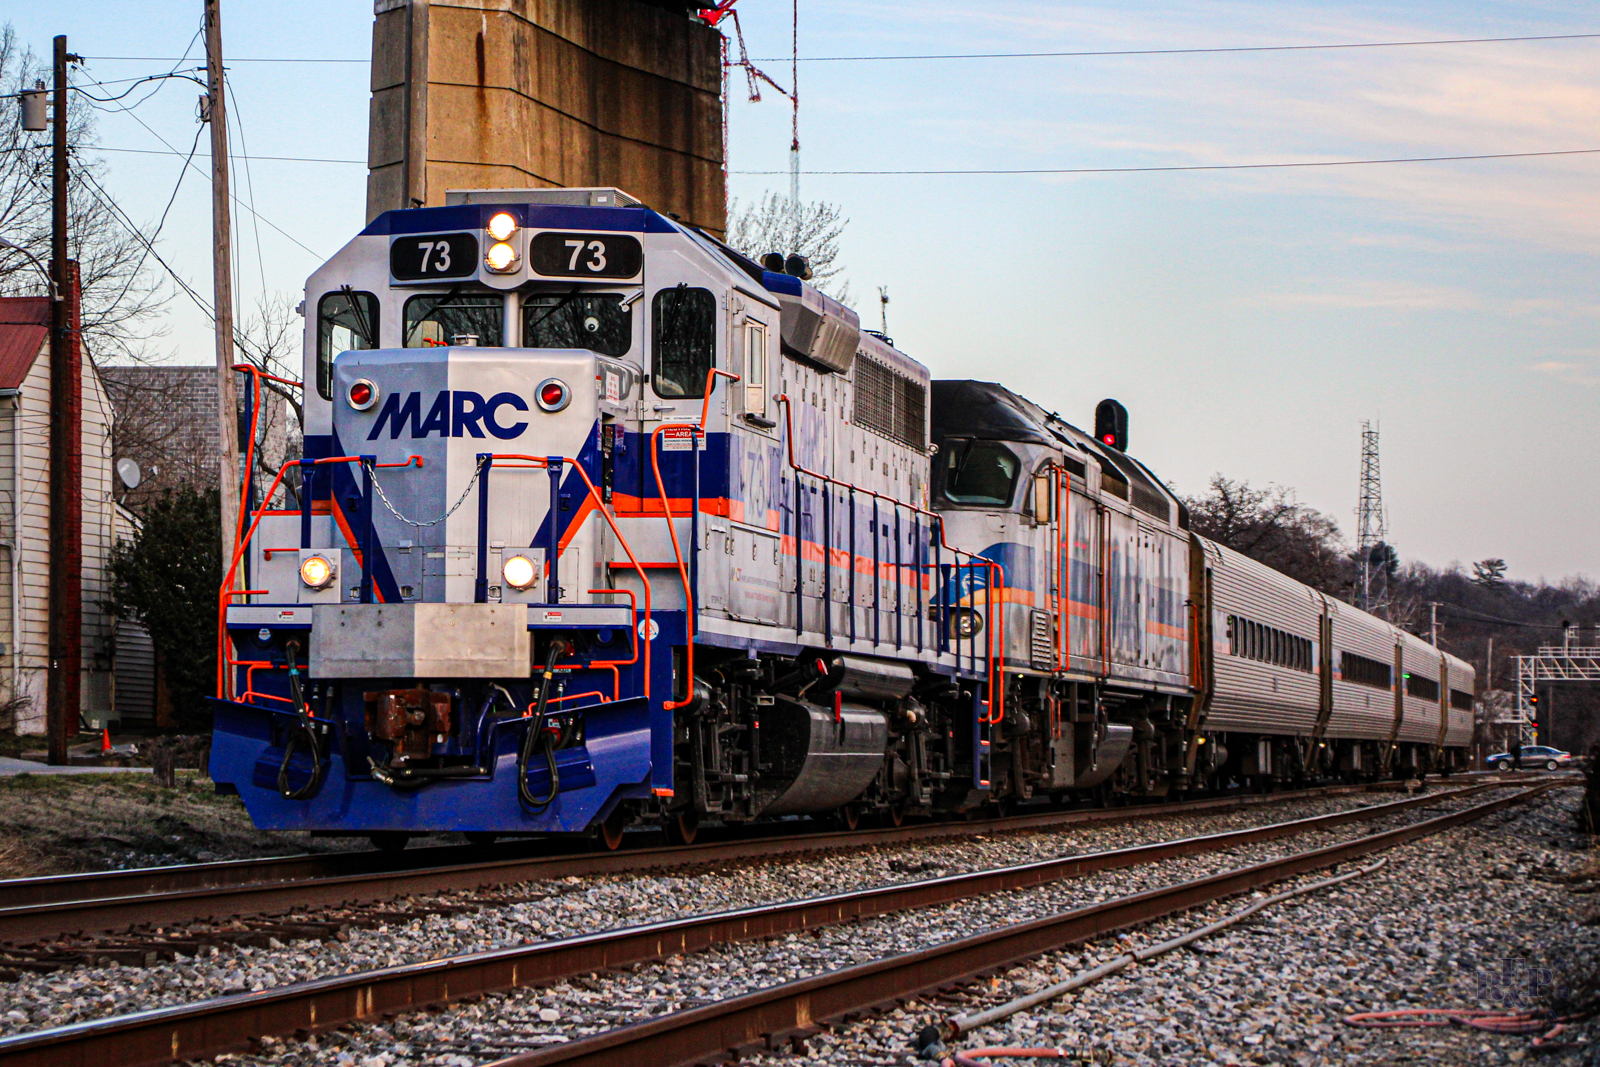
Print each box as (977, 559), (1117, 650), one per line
(482, 781), (1563, 1067)
(0, 772), (1537, 949)
(0, 779), (1550, 1067)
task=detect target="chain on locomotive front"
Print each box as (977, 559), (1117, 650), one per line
(209, 188), (1001, 843)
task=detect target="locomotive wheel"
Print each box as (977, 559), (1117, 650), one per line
(368, 832), (410, 853)
(464, 832), (498, 847)
(596, 808), (628, 852)
(887, 803), (906, 827)
(664, 808), (699, 846)
(836, 805), (861, 831)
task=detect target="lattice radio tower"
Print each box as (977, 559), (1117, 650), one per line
(1356, 421), (1387, 612)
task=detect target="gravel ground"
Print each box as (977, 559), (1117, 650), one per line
(0, 772), (355, 877)
(0, 783), (1511, 1067)
(727, 785), (1596, 1067)
(0, 788), (1449, 1040)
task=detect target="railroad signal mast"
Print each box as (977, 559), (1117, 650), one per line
(1512, 625), (1600, 748)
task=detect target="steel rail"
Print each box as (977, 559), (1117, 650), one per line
(0, 779), (1443, 938)
(0, 773), (1546, 939)
(0, 782), (1531, 1067)
(483, 782), (1557, 1067)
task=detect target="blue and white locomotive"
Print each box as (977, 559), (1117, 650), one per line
(209, 186), (1474, 847)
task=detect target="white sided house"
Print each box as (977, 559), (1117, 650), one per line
(0, 296), (133, 734)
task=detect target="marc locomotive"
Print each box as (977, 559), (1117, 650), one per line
(209, 187), (1474, 847)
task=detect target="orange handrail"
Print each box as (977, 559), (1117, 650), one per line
(560, 465), (653, 701)
(488, 454), (653, 700)
(217, 455), (385, 698)
(218, 458), (299, 697)
(650, 368), (739, 711)
(547, 690), (609, 707)
(771, 393), (1006, 725)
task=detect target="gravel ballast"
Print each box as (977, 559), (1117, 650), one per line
(1, 784), (1541, 1066)
(732, 785), (1597, 1067)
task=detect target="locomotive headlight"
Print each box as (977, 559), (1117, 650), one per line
(299, 554), (335, 590)
(502, 555), (537, 591)
(950, 608), (984, 639)
(485, 241), (519, 273)
(486, 211), (518, 242)
(535, 378), (571, 412)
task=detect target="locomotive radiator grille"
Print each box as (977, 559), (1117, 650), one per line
(1030, 609), (1054, 670)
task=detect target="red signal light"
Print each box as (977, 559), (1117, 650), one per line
(1102, 433), (1115, 445)
(346, 378), (378, 411)
(535, 378), (571, 412)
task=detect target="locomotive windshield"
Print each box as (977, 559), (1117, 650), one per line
(941, 439), (1020, 506)
(403, 290), (504, 347)
(522, 290), (632, 357)
(316, 289), (377, 400)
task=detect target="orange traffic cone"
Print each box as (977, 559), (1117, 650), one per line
(99, 728), (111, 753)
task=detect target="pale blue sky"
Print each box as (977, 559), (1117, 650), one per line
(9, 1), (1598, 580)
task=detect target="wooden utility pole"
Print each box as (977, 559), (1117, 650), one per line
(204, 0), (241, 649)
(46, 34), (82, 765)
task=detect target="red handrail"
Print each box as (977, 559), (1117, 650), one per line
(650, 368), (740, 711)
(771, 394), (1006, 724)
(217, 455), (401, 698)
(560, 463), (653, 701)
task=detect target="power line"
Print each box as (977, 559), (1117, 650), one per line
(83, 55), (365, 64)
(91, 144), (363, 165)
(88, 143), (1600, 177)
(759, 30), (1600, 63)
(82, 29), (1600, 66)
(65, 73), (325, 258)
(1435, 603), (1577, 630)
(731, 147), (1600, 176)
(74, 165), (275, 366)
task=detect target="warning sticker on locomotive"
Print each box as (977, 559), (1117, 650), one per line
(660, 426), (695, 452)
(604, 369), (621, 403)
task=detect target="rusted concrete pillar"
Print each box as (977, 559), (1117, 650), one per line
(367, 0), (725, 235)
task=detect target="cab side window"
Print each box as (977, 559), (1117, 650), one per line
(941, 440), (1020, 506)
(316, 290), (378, 400)
(652, 285), (716, 398)
(742, 319), (768, 417)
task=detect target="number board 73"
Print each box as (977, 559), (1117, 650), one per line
(528, 231), (643, 280)
(389, 232), (478, 281)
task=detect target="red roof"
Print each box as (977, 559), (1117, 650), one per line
(0, 297), (49, 391)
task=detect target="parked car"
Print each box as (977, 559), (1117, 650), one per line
(1487, 746), (1574, 771)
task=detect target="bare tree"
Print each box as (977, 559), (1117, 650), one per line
(0, 25), (170, 364)
(1184, 475), (1351, 597)
(726, 192), (850, 301)
(234, 293), (303, 507)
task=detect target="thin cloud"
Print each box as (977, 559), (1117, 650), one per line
(1251, 280), (1484, 310)
(1531, 359), (1600, 385)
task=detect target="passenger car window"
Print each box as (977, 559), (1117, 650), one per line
(943, 441), (1021, 506)
(317, 290), (378, 401)
(652, 285), (716, 398)
(403, 292), (504, 348)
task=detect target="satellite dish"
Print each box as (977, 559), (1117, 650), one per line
(115, 458), (142, 491)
